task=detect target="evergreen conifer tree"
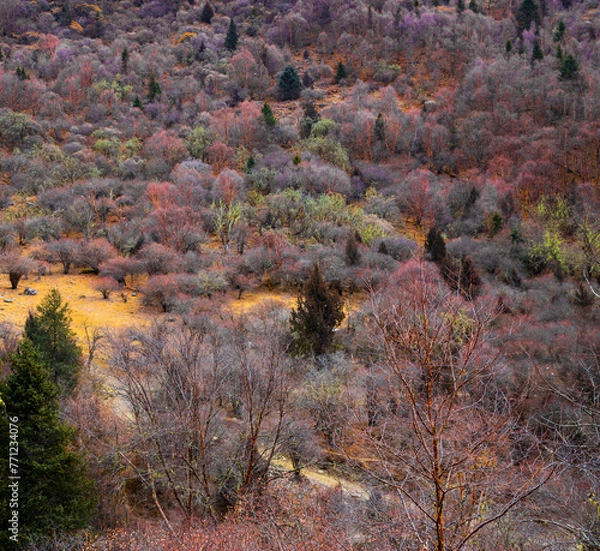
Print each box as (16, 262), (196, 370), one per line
(15, 66), (29, 81)
(262, 102), (277, 128)
(516, 0), (541, 34)
(553, 19), (566, 42)
(425, 227), (447, 264)
(23, 289), (82, 394)
(531, 39), (544, 63)
(278, 65), (302, 101)
(559, 53), (579, 80)
(468, 0), (479, 12)
(345, 233), (361, 266)
(290, 265), (345, 356)
(200, 1), (214, 24)
(147, 73), (161, 101)
(375, 113), (385, 141)
(0, 340), (96, 549)
(225, 18), (239, 51)
(300, 101), (320, 138)
(457, 0), (465, 14)
(133, 95), (143, 109)
(505, 40), (513, 55)
(121, 47), (129, 75)
(334, 61), (348, 83)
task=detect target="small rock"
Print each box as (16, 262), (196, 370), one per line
(24, 288), (37, 296)
(4, 299), (13, 303)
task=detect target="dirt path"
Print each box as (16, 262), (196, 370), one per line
(273, 457), (370, 500)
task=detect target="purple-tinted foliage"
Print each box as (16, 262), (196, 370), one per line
(358, 163), (397, 189)
(350, 176), (366, 199)
(164, 109), (182, 127)
(140, 0), (178, 19)
(144, 102), (163, 120)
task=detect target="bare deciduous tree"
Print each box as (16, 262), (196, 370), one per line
(347, 260), (552, 551)
(106, 308), (293, 524)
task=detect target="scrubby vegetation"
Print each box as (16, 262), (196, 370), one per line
(0, 0), (600, 548)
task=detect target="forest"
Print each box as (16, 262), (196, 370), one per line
(0, 0), (599, 549)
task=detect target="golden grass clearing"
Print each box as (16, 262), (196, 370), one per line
(229, 290), (297, 314)
(0, 268), (367, 349)
(0, 271), (149, 340)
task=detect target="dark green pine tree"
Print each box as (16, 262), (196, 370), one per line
(0, 340), (96, 549)
(262, 101), (277, 128)
(556, 43), (564, 61)
(345, 232), (362, 266)
(147, 73), (161, 101)
(60, 2), (73, 26)
(225, 18), (239, 51)
(516, 0), (541, 34)
(120, 47), (129, 75)
(334, 61), (348, 83)
(459, 255), (482, 300)
(15, 66), (29, 81)
(196, 39), (206, 61)
(468, 0), (479, 12)
(559, 53), (579, 80)
(425, 227), (447, 264)
(300, 100), (320, 138)
(200, 1), (214, 24)
(133, 95), (143, 109)
(246, 155), (255, 173)
(531, 39), (544, 63)
(505, 40), (513, 55)
(278, 65), (302, 101)
(23, 289), (82, 394)
(553, 19), (566, 42)
(375, 113), (385, 141)
(290, 265), (345, 356)
(457, 0), (465, 14)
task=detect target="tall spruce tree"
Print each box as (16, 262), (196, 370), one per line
(531, 39), (544, 63)
(375, 113), (385, 141)
(262, 101), (277, 128)
(278, 65), (302, 101)
(516, 0), (541, 34)
(0, 340), (96, 549)
(23, 289), (81, 394)
(559, 53), (579, 80)
(147, 73), (161, 101)
(425, 227), (447, 263)
(553, 19), (566, 42)
(200, 1), (214, 24)
(225, 18), (239, 51)
(334, 61), (348, 83)
(290, 265), (345, 356)
(120, 47), (129, 75)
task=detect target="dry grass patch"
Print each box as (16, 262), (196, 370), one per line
(0, 271), (148, 339)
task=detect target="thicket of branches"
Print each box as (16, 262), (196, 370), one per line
(0, 0), (599, 548)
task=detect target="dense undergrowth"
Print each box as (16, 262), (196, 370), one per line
(0, 0), (600, 549)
